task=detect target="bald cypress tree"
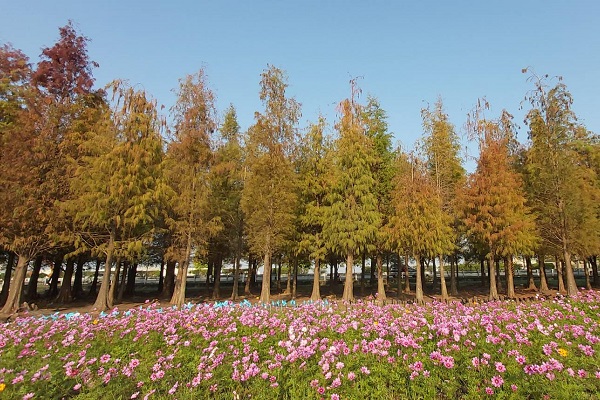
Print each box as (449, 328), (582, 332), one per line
(524, 73), (600, 296)
(297, 117), (331, 301)
(323, 81), (380, 302)
(390, 152), (454, 304)
(421, 99), (465, 300)
(165, 70), (222, 307)
(66, 81), (166, 311)
(241, 66), (299, 304)
(462, 107), (537, 300)
(362, 96), (394, 303)
(209, 104), (244, 301)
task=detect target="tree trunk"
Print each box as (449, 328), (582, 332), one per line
(125, 263), (137, 296)
(292, 258), (298, 299)
(108, 257), (122, 307)
(117, 261), (129, 303)
(538, 254), (549, 292)
(162, 260), (176, 298)
(450, 255), (458, 296)
(231, 255), (241, 301)
(47, 254), (63, 298)
(376, 253), (386, 305)
(370, 254), (376, 287)
(172, 232), (193, 307)
(334, 262), (339, 284)
(439, 255), (448, 301)
(590, 256), (598, 287)
(480, 258), (486, 288)
(244, 255), (253, 295)
(329, 258), (334, 289)
(488, 255), (499, 301)
(562, 245), (578, 296)
(93, 228), (116, 311)
(584, 260), (592, 290)
(311, 258), (321, 301)
(0, 252), (16, 307)
(506, 256), (515, 299)
(213, 255), (222, 299)
(89, 258), (101, 297)
(397, 253), (402, 299)
(171, 259), (188, 307)
(276, 260), (282, 293)
(26, 256), (43, 301)
(525, 256), (537, 290)
(285, 261), (292, 295)
(432, 257), (437, 289)
(495, 258), (502, 294)
(420, 259), (426, 293)
(72, 254), (86, 299)
(556, 255), (566, 294)
(360, 253), (365, 295)
(157, 259), (164, 294)
(56, 258), (75, 303)
(260, 252), (272, 304)
(0, 255), (30, 315)
(404, 253), (410, 294)
(415, 256), (424, 304)
(342, 252), (354, 302)
(206, 259), (213, 292)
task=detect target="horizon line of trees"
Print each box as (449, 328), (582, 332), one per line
(1, 23), (599, 314)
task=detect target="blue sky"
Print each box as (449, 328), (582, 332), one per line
(2, 1), (599, 163)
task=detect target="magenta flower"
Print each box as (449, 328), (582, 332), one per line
(491, 375), (503, 387)
(100, 354), (111, 364)
(495, 362), (506, 373)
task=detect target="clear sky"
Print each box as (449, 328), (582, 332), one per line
(2, 1), (599, 162)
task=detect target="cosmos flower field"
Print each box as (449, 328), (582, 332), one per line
(1, 292), (600, 399)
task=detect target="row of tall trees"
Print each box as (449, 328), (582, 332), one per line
(1, 25), (599, 313)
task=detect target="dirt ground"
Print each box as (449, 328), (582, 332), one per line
(11, 279), (565, 320)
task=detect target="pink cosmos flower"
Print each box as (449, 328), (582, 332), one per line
(485, 387), (494, 395)
(495, 362), (506, 373)
(511, 384), (518, 392)
(491, 375), (503, 387)
(331, 394), (340, 400)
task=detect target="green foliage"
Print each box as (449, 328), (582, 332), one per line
(208, 104), (245, 259)
(461, 109), (537, 259)
(67, 81), (166, 259)
(362, 96), (395, 250)
(241, 66), (299, 259)
(390, 153), (455, 259)
(525, 77), (600, 259)
(323, 89), (380, 258)
(297, 116), (331, 263)
(421, 98), (465, 212)
(164, 70), (221, 263)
